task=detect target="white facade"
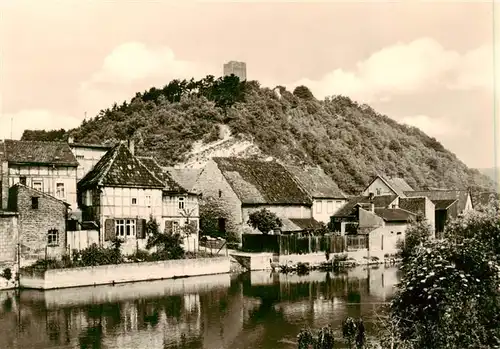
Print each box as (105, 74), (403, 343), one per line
(162, 193), (200, 252)
(8, 164), (78, 209)
(363, 177), (395, 196)
(70, 145), (110, 181)
(313, 198), (347, 224)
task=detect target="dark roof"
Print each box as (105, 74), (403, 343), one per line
(334, 195), (398, 217)
(433, 199), (458, 210)
(213, 157), (312, 205)
(399, 197), (427, 216)
(78, 142), (165, 189)
(405, 190), (470, 212)
(136, 157), (186, 193)
(68, 142), (113, 150)
(374, 208), (416, 222)
(285, 165), (346, 199)
(472, 192), (499, 208)
(2, 140), (78, 167)
(163, 167), (202, 192)
(289, 218), (324, 230)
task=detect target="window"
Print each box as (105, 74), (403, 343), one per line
(172, 221), (180, 233)
(31, 197), (39, 209)
(131, 198), (137, 205)
(218, 190), (222, 198)
(391, 204), (396, 208)
(376, 188), (381, 195)
(327, 201), (333, 213)
(145, 195), (151, 207)
(115, 219), (136, 238)
(126, 219), (136, 236)
(19, 176), (27, 185)
(56, 183), (65, 199)
(33, 180), (42, 191)
(47, 229), (59, 246)
(115, 219), (125, 237)
(178, 197), (185, 210)
(76, 155), (84, 160)
(316, 201), (322, 214)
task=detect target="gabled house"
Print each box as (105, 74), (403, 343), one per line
(363, 175), (414, 197)
(398, 196), (435, 234)
(193, 157), (314, 241)
(285, 165), (347, 224)
(404, 190), (473, 233)
(77, 142), (165, 254)
(0, 140), (79, 209)
(8, 183), (69, 262)
(137, 157), (200, 251)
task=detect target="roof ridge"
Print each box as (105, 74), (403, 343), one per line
(136, 156), (184, 190)
(96, 143), (123, 186)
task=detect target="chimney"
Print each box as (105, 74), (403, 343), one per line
(68, 135), (74, 144)
(127, 139), (135, 156)
(369, 192), (375, 213)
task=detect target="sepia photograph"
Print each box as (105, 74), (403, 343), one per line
(0, 0), (499, 348)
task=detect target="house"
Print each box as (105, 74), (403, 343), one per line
(137, 157), (200, 251)
(8, 183), (69, 262)
(284, 165), (347, 224)
(398, 196), (435, 234)
(331, 202), (415, 257)
(363, 175), (414, 197)
(193, 157), (314, 241)
(404, 190), (473, 233)
(331, 194), (399, 232)
(77, 141), (165, 254)
(0, 140), (79, 209)
(67, 136), (113, 181)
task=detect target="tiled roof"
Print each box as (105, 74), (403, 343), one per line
(334, 195), (398, 217)
(289, 218), (324, 230)
(433, 199), (458, 210)
(78, 142), (165, 189)
(399, 197), (427, 216)
(405, 190), (470, 212)
(472, 192), (499, 208)
(136, 157), (186, 193)
(285, 165), (346, 199)
(377, 175), (414, 196)
(2, 140), (78, 166)
(68, 142), (114, 149)
(213, 157), (312, 205)
(374, 208), (416, 222)
(163, 167), (202, 192)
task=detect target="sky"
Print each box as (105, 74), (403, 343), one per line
(0, 0), (498, 170)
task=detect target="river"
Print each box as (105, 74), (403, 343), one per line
(0, 265), (401, 349)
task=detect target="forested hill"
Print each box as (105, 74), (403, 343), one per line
(22, 75), (495, 194)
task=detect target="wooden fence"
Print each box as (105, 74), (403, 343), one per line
(242, 234), (347, 255)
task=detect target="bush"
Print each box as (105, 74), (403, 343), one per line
(247, 208), (282, 234)
(1, 268), (12, 280)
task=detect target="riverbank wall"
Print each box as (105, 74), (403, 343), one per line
(19, 256), (231, 290)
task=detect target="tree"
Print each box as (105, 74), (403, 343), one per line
(390, 209), (500, 349)
(145, 216), (185, 260)
(199, 196), (227, 239)
(180, 207), (197, 253)
(293, 85), (315, 100)
(397, 220), (433, 263)
(247, 208), (282, 235)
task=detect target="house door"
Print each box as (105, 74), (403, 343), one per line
(218, 218), (226, 234)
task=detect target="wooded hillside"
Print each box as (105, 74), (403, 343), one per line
(22, 76), (495, 194)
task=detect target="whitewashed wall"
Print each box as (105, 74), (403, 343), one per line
(313, 199), (347, 223)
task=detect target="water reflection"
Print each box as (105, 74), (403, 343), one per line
(0, 266), (401, 349)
